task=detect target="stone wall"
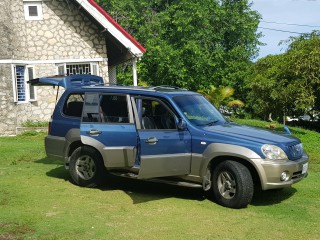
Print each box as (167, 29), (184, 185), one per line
(0, 0), (15, 59)
(0, 0), (110, 135)
(11, 0), (108, 62)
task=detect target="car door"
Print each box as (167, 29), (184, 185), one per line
(80, 92), (138, 168)
(132, 97), (192, 179)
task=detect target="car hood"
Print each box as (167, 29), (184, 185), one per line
(202, 122), (299, 145)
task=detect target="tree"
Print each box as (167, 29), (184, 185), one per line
(198, 85), (245, 116)
(96, 0), (261, 96)
(284, 32), (320, 115)
(246, 31), (320, 122)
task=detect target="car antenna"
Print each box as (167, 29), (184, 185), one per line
(283, 125), (291, 135)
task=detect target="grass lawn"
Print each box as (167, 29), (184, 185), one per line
(1, 120), (320, 240)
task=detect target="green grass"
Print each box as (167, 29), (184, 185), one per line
(21, 120), (48, 128)
(1, 121), (320, 240)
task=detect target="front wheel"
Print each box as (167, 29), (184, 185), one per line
(69, 146), (106, 188)
(211, 160), (253, 209)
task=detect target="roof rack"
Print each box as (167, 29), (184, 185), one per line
(150, 85), (186, 91)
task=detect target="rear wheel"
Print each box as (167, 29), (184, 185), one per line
(211, 160), (253, 209)
(69, 146), (106, 187)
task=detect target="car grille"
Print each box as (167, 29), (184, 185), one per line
(292, 171), (303, 180)
(287, 143), (303, 160)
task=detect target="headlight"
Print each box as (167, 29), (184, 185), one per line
(261, 144), (287, 160)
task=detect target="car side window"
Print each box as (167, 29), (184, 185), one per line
(82, 93), (129, 123)
(135, 98), (176, 130)
(100, 95), (129, 123)
(63, 93), (84, 117)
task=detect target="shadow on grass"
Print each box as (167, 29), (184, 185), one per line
(35, 157), (64, 165)
(35, 157), (297, 206)
(99, 174), (206, 204)
(34, 158), (205, 204)
(35, 157), (70, 182)
(251, 187), (297, 206)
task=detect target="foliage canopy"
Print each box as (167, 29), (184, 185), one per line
(96, 0), (261, 94)
(246, 31), (320, 121)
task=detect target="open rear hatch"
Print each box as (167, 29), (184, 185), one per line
(28, 74), (103, 89)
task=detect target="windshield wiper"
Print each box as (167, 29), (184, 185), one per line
(197, 120), (219, 126)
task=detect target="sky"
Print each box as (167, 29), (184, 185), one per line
(250, 0), (320, 59)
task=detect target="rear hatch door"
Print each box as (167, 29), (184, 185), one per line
(28, 74), (103, 89)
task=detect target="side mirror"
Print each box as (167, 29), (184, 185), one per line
(178, 119), (187, 130)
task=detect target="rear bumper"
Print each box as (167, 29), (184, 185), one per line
(257, 154), (309, 190)
(45, 135), (66, 161)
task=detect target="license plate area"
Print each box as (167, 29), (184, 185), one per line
(302, 163), (308, 175)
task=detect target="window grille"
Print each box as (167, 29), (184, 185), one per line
(13, 65), (36, 103)
(28, 6), (38, 16)
(58, 63), (99, 76)
(66, 64), (91, 75)
(15, 66), (26, 102)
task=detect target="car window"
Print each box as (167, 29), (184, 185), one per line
(173, 94), (226, 126)
(63, 93), (84, 117)
(135, 98), (176, 130)
(82, 93), (129, 123)
(100, 95), (129, 123)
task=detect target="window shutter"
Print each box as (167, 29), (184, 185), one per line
(28, 67), (36, 100)
(91, 63), (98, 75)
(58, 65), (65, 75)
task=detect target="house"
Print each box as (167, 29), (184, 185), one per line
(0, 0), (146, 135)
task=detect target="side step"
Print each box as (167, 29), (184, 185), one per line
(109, 172), (202, 189)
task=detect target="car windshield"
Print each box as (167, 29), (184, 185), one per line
(173, 94), (227, 126)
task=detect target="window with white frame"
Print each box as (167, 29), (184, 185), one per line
(13, 65), (36, 103)
(57, 62), (99, 76)
(23, 0), (43, 21)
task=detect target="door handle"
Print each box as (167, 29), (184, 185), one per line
(87, 129), (102, 136)
(145, 137), (158, 145)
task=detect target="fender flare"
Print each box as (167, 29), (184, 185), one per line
(199, 143), (266, 188)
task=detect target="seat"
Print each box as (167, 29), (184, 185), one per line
(142, 107), (157, 129)
(66, 101), (83, 117)
(154, 104), (176, 129)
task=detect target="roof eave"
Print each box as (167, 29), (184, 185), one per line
(75, 0), (146, 57)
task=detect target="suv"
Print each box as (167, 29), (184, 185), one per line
(30, 74), (308, 209)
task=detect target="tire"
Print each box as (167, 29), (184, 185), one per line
(69, 146), (106, 188)
(211, 160), (253, 209)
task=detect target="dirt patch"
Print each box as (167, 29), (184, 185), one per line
(0, 223), (35, 240)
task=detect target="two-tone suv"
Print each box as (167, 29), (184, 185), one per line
(30, 74), (309, 208)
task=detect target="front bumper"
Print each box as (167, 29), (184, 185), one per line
(257, 153), (309, 190)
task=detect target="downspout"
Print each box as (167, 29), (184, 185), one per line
(132, 57), (138, 86)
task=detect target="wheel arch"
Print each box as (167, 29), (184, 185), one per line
(201, 143), (264, 190)
(66, 141), (104, 169)
(209, 156), (262, 191)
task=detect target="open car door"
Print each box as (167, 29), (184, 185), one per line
(133, 97), (192, 179)
(80, 92), (138, 168)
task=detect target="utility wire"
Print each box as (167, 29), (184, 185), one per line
(258, 27), (304, 34)
(261, 20), (320, 28)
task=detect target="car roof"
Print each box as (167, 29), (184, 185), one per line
(29, 74), (198, 97)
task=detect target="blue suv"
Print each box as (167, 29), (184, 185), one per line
(30, 74), (309, 208)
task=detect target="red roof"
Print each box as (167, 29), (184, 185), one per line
(88, 0), (146, 53)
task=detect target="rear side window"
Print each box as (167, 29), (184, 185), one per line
(82, 93), (129, 123)
(63, 93), (84, 117)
